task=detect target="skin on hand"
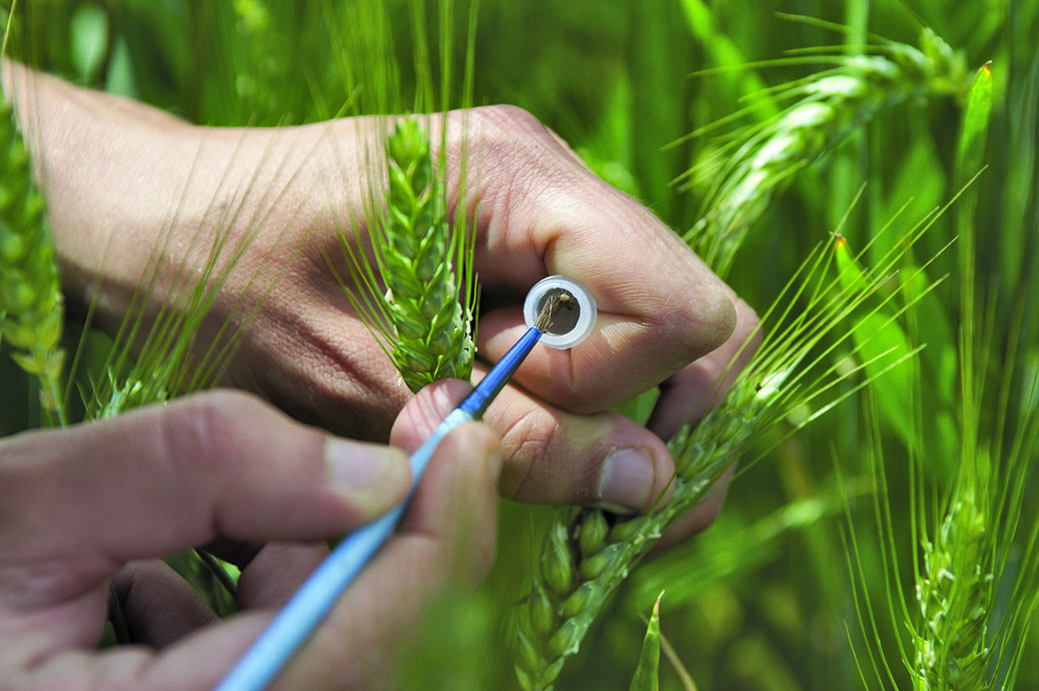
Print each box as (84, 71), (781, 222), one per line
(0, 385), (500, 690)
(7, 62), (759, 527)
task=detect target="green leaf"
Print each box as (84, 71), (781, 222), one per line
(70, 3), (108, 82)
(954, 63), (993, 291)
(629, 0), (690, 221)
(835, 239), (915, 446)
(955, 62), (994, 183)
(629, 591), (663, 691)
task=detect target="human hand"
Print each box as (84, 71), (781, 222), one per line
(15, 64), (757, 526)
(0, 385), (501, 689)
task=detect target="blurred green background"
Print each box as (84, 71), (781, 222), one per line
(2, 0), (1037, 689)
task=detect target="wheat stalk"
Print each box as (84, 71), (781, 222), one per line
(0, 83), (66, 424)
(684, 26), (969, 279)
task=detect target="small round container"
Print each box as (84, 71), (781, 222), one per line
(522, 275), (597, 349)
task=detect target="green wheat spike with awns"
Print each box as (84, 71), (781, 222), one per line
(383, 117), (474, 390)
(0, 83), (67, 425)
(516, 26), (975, 691)
(338, 116), (476, 393)
(684, 26), (969, 280)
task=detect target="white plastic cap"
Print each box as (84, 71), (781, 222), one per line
(522, 275), (597, 349)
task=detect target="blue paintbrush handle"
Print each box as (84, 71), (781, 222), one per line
(216, 326), (543, 690)
(460, 325), (543, 417)
(215, 406), (472, 691)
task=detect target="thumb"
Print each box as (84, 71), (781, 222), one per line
(0, 390), (411, 606)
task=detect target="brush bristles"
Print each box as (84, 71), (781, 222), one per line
(533, 293), (573, 333)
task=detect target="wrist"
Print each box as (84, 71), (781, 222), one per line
(4, 61), (204, 329)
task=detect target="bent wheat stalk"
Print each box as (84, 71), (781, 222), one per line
(516, 206), (950, 689)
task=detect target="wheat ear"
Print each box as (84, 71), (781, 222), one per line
(517, 383), (762, 691)
(517, 197), (952, 689)
(337, 117), (475, 392)
(0, 89), (66, 424)
(914, 490), (990, 689)
(686, 28), (968, 279)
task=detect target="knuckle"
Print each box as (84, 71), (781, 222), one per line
(495, 407), (561, 499)
(470, 104), (578, 196)
(472, 104), (545, 137)
(159, 390), (268, 474)
(670, 285), (740, 360)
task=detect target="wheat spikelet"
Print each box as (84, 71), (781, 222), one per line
(0, 90), (66, 424)
(687, 28), (968, 279)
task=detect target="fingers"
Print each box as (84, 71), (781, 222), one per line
(111, 560), (218, 648)
(463, 369), (676, 513)
(0, 390), (410, 610)
(387, 379), (476, 452)
(648, 294), (762, 440)
(1, 386), (502, 690)
(466, 105), (738, 414)
(235, 543), (330, 610)
(265, 383), (503, 690)
(390, 377), (677, 516)
(131, 383), (500, 689)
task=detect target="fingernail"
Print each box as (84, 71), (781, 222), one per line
(597, 448), (655, 513)
(325, 439), (407, 494)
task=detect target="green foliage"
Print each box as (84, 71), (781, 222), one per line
(629, 593), (663, 691)
(682, 26), (969, 279)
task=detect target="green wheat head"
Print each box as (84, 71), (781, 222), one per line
(847, 347), (1038, 691)
(914, 489), (990, 689)
(684, 25), (969, 279)
(331, 0), (479, 393)
(515, 27), (973, 688)
(381, 117), (474, 391)
(843, 63), (1039, 691)
(0, 73), (66, 424)
(516, 209), (945, 689)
